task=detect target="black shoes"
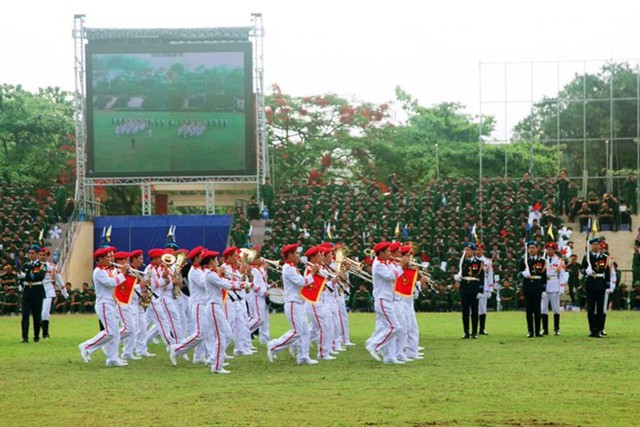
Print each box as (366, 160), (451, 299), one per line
(542, 330), (549, 336)
(462, 334), (470, 339)
(554, 330), (560, 336)
(20, 339), (29, 344)
(471, 335), (478, 339)
(535, 333), (544, 338)
(527, 333), (534, 338)
(479, 330), (489, 335)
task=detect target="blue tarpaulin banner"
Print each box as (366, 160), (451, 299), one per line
(93, 215), (232, 262)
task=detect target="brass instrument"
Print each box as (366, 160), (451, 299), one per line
(240, 247), (282, 272)
(332, 246), (372, 283)
(110, 262), (146, 276)
(161, 252), (187, 298)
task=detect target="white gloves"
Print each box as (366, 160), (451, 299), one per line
(476, 293), (483, 299)
(541, 291), (548, 299)
(605, 288), (613, 294)
(586, 267), (594, 276)
(484, 291), (492, 299)
(522, 270), (531, 279)
(559, 285), (566, 295)
(454, 274), (462, 282)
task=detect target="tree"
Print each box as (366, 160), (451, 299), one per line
(0, 84), (75, 187)
(514, 62), (639, 178)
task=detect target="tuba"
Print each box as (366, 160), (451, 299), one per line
(162, 252), (187, 298)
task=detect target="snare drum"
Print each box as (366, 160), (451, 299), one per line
(268, 287), (285, 305)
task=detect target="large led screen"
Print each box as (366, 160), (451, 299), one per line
(86, 42), (255, 177)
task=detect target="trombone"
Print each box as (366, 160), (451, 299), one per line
(110, 262), (146, 276)
(340, 257), (373, 283)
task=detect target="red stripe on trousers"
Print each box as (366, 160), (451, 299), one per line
(375, 300), (395, 352)
(162, 298), (179, 344)
(151, 300), (171, 345)
(312, 305), (323, 358)
(271, 302), (297, 352)
(175, 303), (201, 352)
(211, 303), (222, 371)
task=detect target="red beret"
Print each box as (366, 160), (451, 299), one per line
(114, 251), (130, 260)
(399, 245), (412, 255)
(320, 242), (333, 249)
(363, 257), (374, 265)
(389, 242), (401, 252)
(599, 241), (609, 249)
(39, 247), (51, 256)
(222, 246), (240, 258)
(305, 246), (320, 258)
(93, 247), (113, 259)
(319, 245), (332, 254)
(129, 249), (143, 259)
(476, 243), (485, 250)
(373, 242), (391, 254)
(201, 250), (220, 260)
(544, 242), (558, 250)
(281, 243), (299, 257)
(148, 248), (166, 259)
(187, 246), (205, 260)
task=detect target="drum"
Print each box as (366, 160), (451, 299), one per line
(268, 287), (285, 305)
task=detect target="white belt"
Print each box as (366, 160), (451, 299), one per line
(530, 276), (542, 279)
(27, 281), (43, 286)
(594, 274), (605, 278)
(462, 277), (479, 281)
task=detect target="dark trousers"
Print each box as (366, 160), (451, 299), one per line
(586, 288), (606, 334)
(524, 291), (542, 334)
(21, 285), (45, 340)
(461, 292), (479, 335)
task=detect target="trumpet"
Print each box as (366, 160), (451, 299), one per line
(340, 258), (373, 283)
(110, 262), (146, 276)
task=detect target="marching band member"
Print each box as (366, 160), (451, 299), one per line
(220, 247), (254, 356)
(185, 246), (209, 364)
(396, 245), (426, 361)
(78, 247), (128, 366)
(267, 243), (320, 365)
(541, 242), (567, 336)
(39, 247), (64, 340)
(248, 248), (271, 345)
(519, 241), (547, 338)
(388, 242), (410, 362)
(203, 250), (246, 374)
(113, 251), (139, 360)
(325, 244), (351, 351)
(304, 246), (335, 361)
(319, 244), (342, 355)
(454, 243), (485, 339)
(145, 248), (181, 350)
(365, 241), (406, 364)
(129, 250), (155, 358)
(169, 246), (211, 367)
(475, 243), (494, 336)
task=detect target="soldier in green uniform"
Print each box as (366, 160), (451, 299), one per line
(565, 254), (581, 306)
(500, 279), (517, 311)
(52, 289), (67, 314)
(69, 289), (82, 313)
(2, 285), (20, 315)
(351, 284), (373, 312)
(230, 222), (248, 248)
(259, 177), (275, 216)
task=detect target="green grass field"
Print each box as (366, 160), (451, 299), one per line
(91, 111), (246, 175)
(1, 311), (639, 427)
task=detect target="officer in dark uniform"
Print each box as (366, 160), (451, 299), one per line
(20, 244), (47, 343)
(454, 243), (484, 339)
(581, 238), (610, 338)
(519, 240), (547, 338)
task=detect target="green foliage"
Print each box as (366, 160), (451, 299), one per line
(2, 312), (639, 426)
(0, 84), (75, 186)
(514, 62), (640, 176)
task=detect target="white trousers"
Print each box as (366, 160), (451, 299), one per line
(42, 297), (53, 321)
(394, 299), (409, 359)
(369, 298), (402, 362)
(478, 296), (488, 315)
(269, 301), (310, 362)
(79, 301), (120, 363)
(307, 301), (332, 358)
(248, 294), (270, 343)
(337, 298), (351, 344)
(174, 302), (209, 357)
(117, 303), (137, 358)
(207, 302), (233, 371)
(541, 292), (561, 315)
(147, 296), (183, 347)
(135, 307), (149, 355)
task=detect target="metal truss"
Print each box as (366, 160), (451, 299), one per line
(251, 13), (268, 198)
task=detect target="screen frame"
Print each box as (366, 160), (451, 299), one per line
(85, 41), (256, 178)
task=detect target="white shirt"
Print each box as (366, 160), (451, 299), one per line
(372, 258), (401, 302)
(145, 264), (172, 299)
(282, 262), (314, 304)
(92, 266), (124, 304)
(187, 266), (207, 304)
(251, 266), (269, 297)
(204, 269), (238, 304)
(545, 254), (568, 293)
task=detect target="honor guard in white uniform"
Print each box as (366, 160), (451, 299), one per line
(599, 240), (616, 336)
(365, 241), (406, 364)
(541, 242), (567, 335)
(78, 246), (128, 366)
(38, 247), (64, 339)
(267, 243), (320, 365)
(475, 244), (494, 335)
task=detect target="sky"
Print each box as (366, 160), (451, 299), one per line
(2, 0), (639, 138)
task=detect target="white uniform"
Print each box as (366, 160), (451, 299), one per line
(79, 266), (124, 364)
(478, 256), (494, 316)
(116, 274), (141, 360)
(268, 262), (314, 363)
(172, 265), (210, 359)
(541, 254), (567, 315)
(306, 268), (334, 359)
(42, 260), (63, 322)
(220, 262), (252, 355)
(145, 264), (182, 348)
(367, 259), (403, 363)
(204, 269), (239, 372)
(249, 265), (270, 344)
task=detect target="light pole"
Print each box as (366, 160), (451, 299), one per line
(605, 139), (610, 193)
(435, 144), (440, 180)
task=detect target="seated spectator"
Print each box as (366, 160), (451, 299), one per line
(500, 279), (517, 311)
(576, 202), (592, 231)
(631, 283), (640, 310)
(52, 289), (68, 314)
(83, 288), (96, 313)
(415, 283), (435, 312)
(69, 289), (82, 313)
(598, 202), (615, 231)
(351, 284), (373, 312)
(1, 285), (20, 315)
(247, 196), (260, 221)
(433, 284), (450, 312)
(619, 199), (632, 230)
